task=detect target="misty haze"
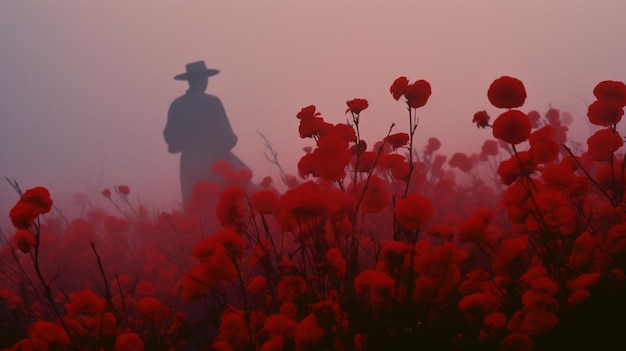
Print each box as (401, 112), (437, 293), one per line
(1, 1), (626, 350)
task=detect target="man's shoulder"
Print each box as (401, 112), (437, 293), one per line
(170, 94), (188, 105)
(200, 93), (222, 103)
(172, 92), (222, 104)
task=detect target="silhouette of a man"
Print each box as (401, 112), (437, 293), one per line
(164, 61), (241, 203)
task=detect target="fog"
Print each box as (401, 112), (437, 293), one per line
(1, 1), (625, 229)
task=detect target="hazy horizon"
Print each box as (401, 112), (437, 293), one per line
(2, 1), (626, 229)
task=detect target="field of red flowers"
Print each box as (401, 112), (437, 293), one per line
(2, 76), (626, 351)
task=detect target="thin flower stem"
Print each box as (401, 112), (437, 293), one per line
(115, 273), (130, 328)
(106, 197), (132, 221)
(354, 124), (395, 214)
(562, 144), (617, 207)
(232, 257), (255, 347)
(258, 132), (289, 185)
(403, 107), (419, 198)
(5, 178), (23, 196)
(352, 113), (362, 188)
(90, 241), (114, 311)
(28, 218), (77, 348)
(121, 197), (140, 218)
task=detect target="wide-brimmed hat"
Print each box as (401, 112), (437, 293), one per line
(174, 61), (220, 80)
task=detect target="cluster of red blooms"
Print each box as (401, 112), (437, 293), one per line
(3, 76), (626, 351)
(9, 187), (53, 231)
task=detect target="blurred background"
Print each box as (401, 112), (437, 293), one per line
(2, 0), (625, 229)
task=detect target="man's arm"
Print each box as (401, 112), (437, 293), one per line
(164, 102), (184, 153)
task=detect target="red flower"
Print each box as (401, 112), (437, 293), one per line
(587, 99), (624, 126)
(593, 80), (626, 108)
(567, 288), (591, 306)
(391, 161), (410, 180)
(501, 333), (533, 351)
(481, 140), (499, 156)
(276, 181), (328, 230)
(182, 266), (210, 301)
(325, 189), (356, 217)
(10, 338), (48, 351)
(492, 110), (531, 145)
(246, 276), (267, 295)
(311, 133), (351, 181)
(404, 79), (432, 108)
(587, 128), (623, 161)
(541, 161), (576, 190)
(135, 280), (155, 297)
(333, 123), (357, 143)
(231, 168), (253, 188)
(417, 242), (467, 279)
(377, 241), (409, 273)
(114, 332), (144, 351)
(352, 151), (377, 172)
(492, 237), (528, 275)
(394, 193), (434, 230)
(218, 312), (251, 349)
(264, 314), (298, 338)
(325, 248), (347, 279)
(193, 228), (247, 260)
(28, 320), (71, 345)
(458, 215), (488, 243)
(390, 76), (409, 100)
(350, 140), (367, 156)
(448, 153), (474, 173)
(215, 229), (248, 257)
(345, 98), (369, 114)
(425, 137), (441, 154)
(102, 188), (112, 198)
(185, 182), (221, 214)
(260, 335), (287, 351)
(295, 314), (325, 350)
(260, 176), (273, 188)
(527, 110), (541, 128)
(277, 275), (307, 302)
(64, 289), (106, 317)
(605, 222), (626, 253)
(357, 175), (390, 213)
(482, 312), (508, 338)
(354, 269), (396, 308)
(117, 185), (130, 196)
(211, 160), (234, 177)
(216, 186), (248, 231)
(12, 229), (36, 254)
(567, 232), (596, 269)
(384, 132), (410, 149)
(135, 297), (171, 323)
(487, 76), (527, 109)
(9, 187), (53, 229)
(378, 153), (406, 170)
(545, 108), (562, 126)
(519, 309), (559, 335)
(567, 273), (600, 291)
(102, 312), (116, 335)
(529, 125), (559, 164)
(472, 110), (491, 128)
(298, 116), (333, 139)
(298, 153), (316, 178)
(251, 190), (280, 214)
(296, 105), (321, 120)
(497, 151), (535, 185)
(458, 292), (500, 322)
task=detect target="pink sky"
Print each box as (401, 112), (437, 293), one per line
(1, 1), (625, 227)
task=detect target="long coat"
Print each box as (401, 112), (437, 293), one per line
(164, 90), (244, 203)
